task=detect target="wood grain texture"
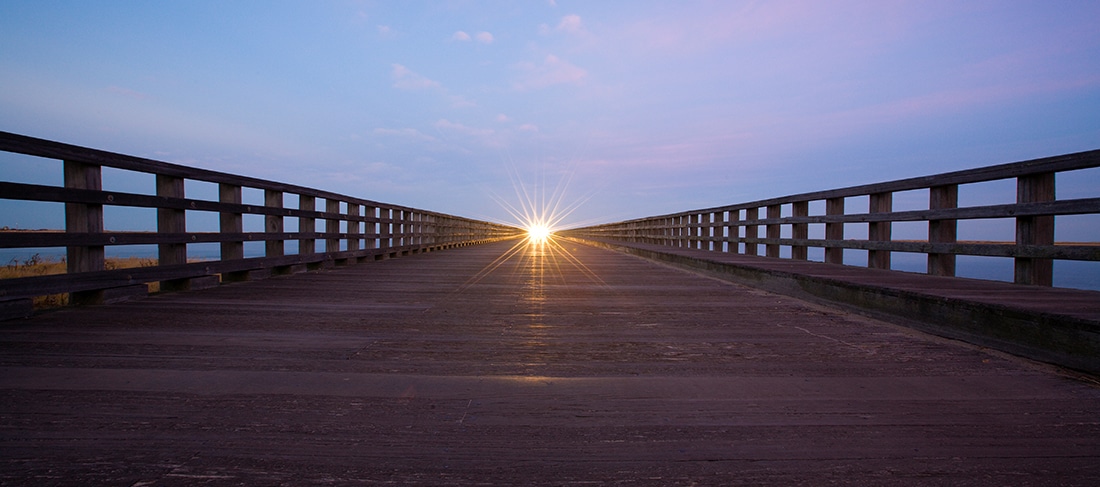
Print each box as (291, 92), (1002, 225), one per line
(1, 240), (1098, 485)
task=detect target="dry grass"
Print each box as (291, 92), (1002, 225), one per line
(3, 254), (160, 309)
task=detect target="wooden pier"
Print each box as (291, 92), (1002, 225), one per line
(3, 239), (1099, 485)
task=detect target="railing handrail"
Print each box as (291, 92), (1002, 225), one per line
(565, 149), (1100, 288)
(607, 149), (1100, 223)
(0, 131), (485, 222)
(0, 131), (521, 313)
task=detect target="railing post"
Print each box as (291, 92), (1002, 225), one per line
(219, 184), (244, 260)
(868, 192), (892, 269)
(265, 190), (284, 257)
(825, 197), (844, 264)
(1015, 173), (1055, 286)
(745, 208), (759, 256)
(710, 211), (721, 251)
(156, 175), (187, 265)
(299, 195), (316, 257)
(326, 199), (341, 254)
(347, 203), (361, 253)
(156, 175), (189, 291)
(417, 212), (426, 248)
(64, 160), (105, 304)
(381, 208), (392, 253)
(686, 214), (696, 249)
(729, 209), (741, 254)
(399, 210), (409, 250)
(365, 206), (377, 251)
(695, 214), (704, 249)
(928, 184), (958, 276)
(791, 201), (808, 260)
(719, 211), (730, 252)
(668, 216), (677, 247)
(218, 183), (248, 282)
(766, 204), (782, 258)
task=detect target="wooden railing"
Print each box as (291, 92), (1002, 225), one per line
(0, 131), (519, 313)
(565, 150), (1100, 287)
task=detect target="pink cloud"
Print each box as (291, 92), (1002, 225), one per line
(557, 15), (582, 33)
(391, 64), (440, 90)
(475, 31), (494, 44)
(513, 54), (587, 91)
(434, 119), (495, 137)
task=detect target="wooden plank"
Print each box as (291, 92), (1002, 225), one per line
(0, 181), (380, 222)
(2, 240), (1098, 483)
(0, 231), (392, 248)
(0, 237), (518, 301)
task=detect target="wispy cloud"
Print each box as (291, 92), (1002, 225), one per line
(391, 64), (441, 90)
(391, 64), (478, 109)
(435, 118), (495, 137)
(373, 127), (438, 142)
(557, 14), (582, 33)
(453, 30), (493, 44)
(513, 54), (587, 91)
(449, 94), (476, 108)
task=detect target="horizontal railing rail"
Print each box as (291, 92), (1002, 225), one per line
(565, 149), (1100, 287)
(0, 131), (520, 312)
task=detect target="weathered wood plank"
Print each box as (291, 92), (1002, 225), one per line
(1, 240), (1098, 484)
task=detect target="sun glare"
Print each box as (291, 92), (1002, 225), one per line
(527, 224), (552, 244)
(489, 161), (595, 249)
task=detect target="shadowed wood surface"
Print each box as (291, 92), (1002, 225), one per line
(2, 239), (1099, 485)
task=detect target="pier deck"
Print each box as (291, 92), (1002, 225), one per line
(2, 239), (1099, 485)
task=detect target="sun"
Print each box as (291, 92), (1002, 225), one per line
(526, 223), (552, 244)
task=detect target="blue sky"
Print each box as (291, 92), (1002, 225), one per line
(2, 0), (1099, 230)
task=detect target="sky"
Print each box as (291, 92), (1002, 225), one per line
(2, 0), (1099, 231)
